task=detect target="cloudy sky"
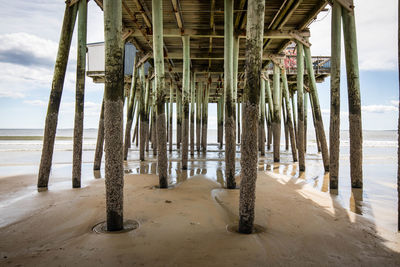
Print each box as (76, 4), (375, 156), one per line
(0, 0), (398, 130)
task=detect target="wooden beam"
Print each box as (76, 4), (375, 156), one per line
(133, 0), (152, 29)
(171, 0), (184, 32)
(126, 28), (310, 39)
(136, 52), (152, 68)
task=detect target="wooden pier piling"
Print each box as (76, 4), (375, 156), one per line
(296, 42), (306, 171)
(201, 82), (209, 152)
(169, 81), (174, 152)
(94, 98), (105, 171)
(224, 0), (236, 189)
(103, 0), (124, 231)
(304, 45), (330, 172)
(72, 0), (87, 188)
(282, 69), (298, 162)
(152, 0), (168, 187)
(181, 35), (190, 169)
(239, 0), (265, 234)
(196, 82), (202, 152)
(37, 3), (78, 188)
(190, 73), (195, 156)
(123, 54), (138, 161)
(342, 6), (363, 188)
(259, 77), (266, 156)
(272, 64), (281, 162)
(176, 87), (182, 149)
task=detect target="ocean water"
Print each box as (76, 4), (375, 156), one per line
(0, 128), (398, 232)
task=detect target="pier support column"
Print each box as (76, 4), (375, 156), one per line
(139, 66), (147, 161)
(304, 45), (330, 172)
(190, 73), (195, 156)
(342, 6), (363, 188)
(103, 0), (124, 231)
(272, 64), (281, 162)
(259, 78), (266, 156)
(201, 81), (209, 152)
(37, 3), (78, 188)
(239, 0), (265, 234)
(176, 87), (182, 149)
(304, 91), (308, 153)
(296, 42), (305, 171)
(234, 35), (240, 145)
(72, 0), (87, 188)
(123, 55), (138, 160)
(94, 98), (105, 170)
(265, 76), (274, 151)
(169, 81), (174, 152)
(152, 0), (168, 187)
(181, 35), (190, 169)
(397, 0), (400, 232)
(282, 69), (298, 162)
(224, 0), (236, 189)
(291, 91), (298, 142)
(218, 97), (223, 148)
(196, 82), (202, 152)
(237, 100), (241, 144)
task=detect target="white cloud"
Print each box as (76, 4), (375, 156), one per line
(0, 32), (58, 66)
(23, 99), (47, 106)
(362, 104), (397, 113)
(309, 0), (397, 71)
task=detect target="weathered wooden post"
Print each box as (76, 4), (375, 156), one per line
(239, 0), (265, 234)
(190, 73), (195, 156)
(272, 64), (281, 162)
(139, 66), (147, 161)
(342, 6), (363, 187)
(176, 87), (182, 149)
(196, 82), (202, 152)
(304, 91), (308, 152)
(123, 54), (138, 160)
(291, 91), (298, 141)
(166, 98), (169, 140)
(234, 35), (240, 144)
(169, 80), (174, 152)
(182, 35), (190, 169)
(37, 3), (78, 188)
(94, 98), (105, 170)
(237, 99), (241, 144)
(304, 45), (330, 172)
(103, 0), (124, 231)
(310, 94), (322, 152)
(152, 0), (168, 187)
(265, 76), (274, 151)
(151, 96), (158, 155)
(397, 0), (400, 232)
(296, 42), (305, 171)
(224, 0), (236, 189)
(259, 78), (266, 156)
(201, 81), (209, 152)
(72, 0), (87, 188)
(218, 97), (223, 148)
(282, 95), (289, 151)
(282, 69), (298, 162)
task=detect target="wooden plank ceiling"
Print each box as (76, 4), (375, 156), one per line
(93, 0), (329, 100)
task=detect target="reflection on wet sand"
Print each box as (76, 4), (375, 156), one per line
(117, 145), (395, 231)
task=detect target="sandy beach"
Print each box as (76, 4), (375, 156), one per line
(0, 166), (399, 266)
(0, 129), (399, 266)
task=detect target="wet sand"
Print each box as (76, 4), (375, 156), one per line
(0, 158), (400, 266)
